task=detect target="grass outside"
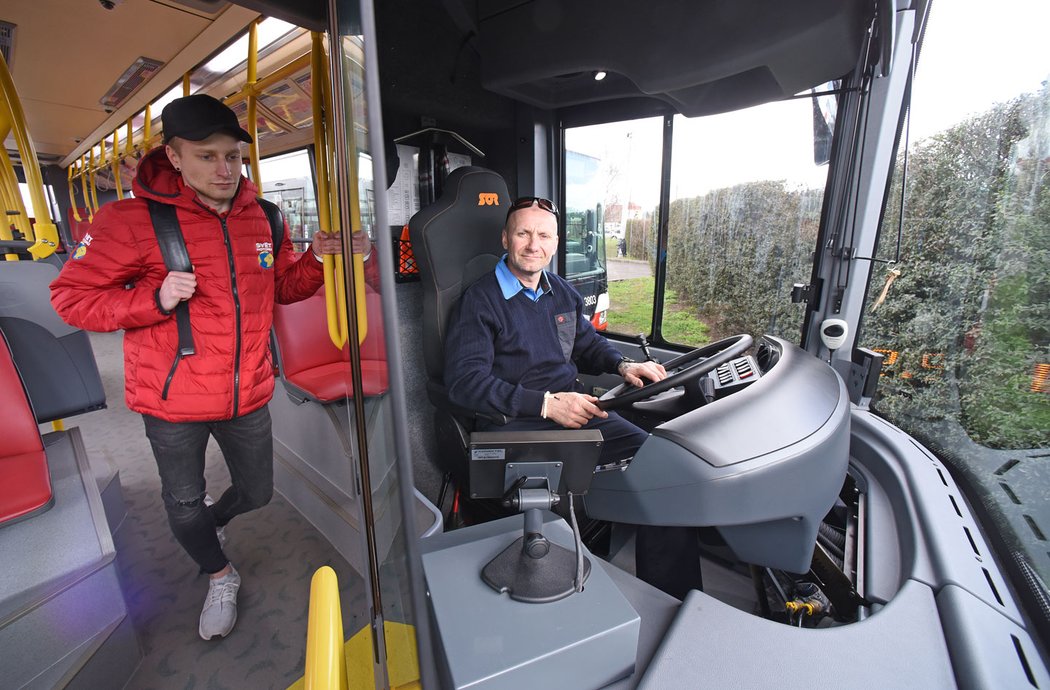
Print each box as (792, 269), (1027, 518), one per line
(606, 276), (709, 346)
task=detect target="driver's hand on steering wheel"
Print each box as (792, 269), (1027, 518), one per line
(546, 392), (607, 429)
(620, 360), (668, 388)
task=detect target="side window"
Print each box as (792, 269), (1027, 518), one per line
(665, 101), (829, 346)
(258, 149), (318, 248)
(564, 118), (663, 335)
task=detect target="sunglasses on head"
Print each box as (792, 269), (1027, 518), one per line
(506, 196), (559, 221)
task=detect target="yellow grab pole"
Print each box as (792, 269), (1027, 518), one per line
(88, 147), (100, 215)
(111, 129), (124, 200)
(0, 146), (24, 261)
(0, 145), (33, 241)
(0, 51), (59, 259)
(312, 32), (348, 349)
(79, 155), (93, 223)
(125, 118), (134, 157)
(223, 53), (311, 109)
(182, 73), (191, 97)
(143, 103), (152, 152)
(246, 20), (263, 190)
(67, 163), (82, 222)
(302, 566), (348, 690)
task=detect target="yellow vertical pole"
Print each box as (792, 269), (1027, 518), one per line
(67, 163), (82, 223)
(88, 147), (100, 215)
(182, 73), (191, 97)
(0, 145), (34, 251)
(0, 51), (59, 259)
(79, 155), (93, 223)
(302, 566), (348, 690)
(143, 103), (153, 152)
(0, 146), (24, 261)
(111, 129), (124, 200)
(312, 32), (348, 349)
(246, 20), (262, 189)
(125, 118), (134, 157)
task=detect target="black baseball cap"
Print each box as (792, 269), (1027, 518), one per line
(161, 94), (253, 144)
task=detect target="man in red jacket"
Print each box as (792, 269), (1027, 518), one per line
(50, 94), (342, 640)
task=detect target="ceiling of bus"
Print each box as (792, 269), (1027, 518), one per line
(472, 0), (873, 117)
(1, 0), (258, 166)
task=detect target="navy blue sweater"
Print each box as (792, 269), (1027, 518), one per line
(444, 270), (623, 419)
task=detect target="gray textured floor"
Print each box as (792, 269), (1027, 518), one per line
(74, 331), (367, 689)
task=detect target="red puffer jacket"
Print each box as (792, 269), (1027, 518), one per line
(50, 147), (325, 422)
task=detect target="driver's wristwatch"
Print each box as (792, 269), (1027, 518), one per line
(617, 356), (635, 376)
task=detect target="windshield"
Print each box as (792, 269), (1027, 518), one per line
(861, 0), (1050, 582)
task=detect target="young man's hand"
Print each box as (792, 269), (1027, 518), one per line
(158, 270), (197, 311)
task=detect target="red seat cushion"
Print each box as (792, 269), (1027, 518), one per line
(273, 287), (389, 403)
(0, 336), (53, 525)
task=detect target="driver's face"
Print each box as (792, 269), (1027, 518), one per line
(502, 205), (558, 284)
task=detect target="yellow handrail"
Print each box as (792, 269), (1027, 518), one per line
(79, 154), (93, 223)
(111, 129), (124, 200)
(0, 51), (59, 259)
(312, 32), (349, 350)
(87, 147), (100, 215)
(302, 566), (347, 690)
(67, 163), (82, 223)
(246, 20), (263, 190)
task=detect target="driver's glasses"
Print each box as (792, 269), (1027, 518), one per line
(507, 196), (559, 222)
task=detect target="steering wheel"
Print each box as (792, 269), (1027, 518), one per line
(597, 334), (753, 411)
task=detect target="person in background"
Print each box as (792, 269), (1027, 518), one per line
(50, 94), (342, 640)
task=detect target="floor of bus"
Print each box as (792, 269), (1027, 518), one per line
(71, 330), (367, 689)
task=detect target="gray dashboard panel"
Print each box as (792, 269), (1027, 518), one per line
(638, 580), (957, 689)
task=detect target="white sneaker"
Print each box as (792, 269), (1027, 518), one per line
(204, 493), (227, 549)
(199, 566), (240, 640)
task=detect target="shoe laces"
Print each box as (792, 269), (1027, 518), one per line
(207, 575), (239, 607)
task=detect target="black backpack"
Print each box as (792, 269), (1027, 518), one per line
(147, 197), (284, 356)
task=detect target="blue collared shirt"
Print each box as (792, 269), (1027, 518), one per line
(494, 254), (553, 302)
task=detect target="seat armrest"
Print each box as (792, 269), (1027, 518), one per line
(425, 380), (507, 426)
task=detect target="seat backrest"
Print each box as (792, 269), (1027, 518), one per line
(0, 261), (106, 422)
(408, 166), (509, 390)
(272, 284), (388, 401)
(0, 329), (52, 526)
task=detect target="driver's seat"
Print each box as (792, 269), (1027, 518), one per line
(408, 166), (512, 486)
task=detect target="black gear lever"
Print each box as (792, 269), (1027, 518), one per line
(636, 334), (658, 363)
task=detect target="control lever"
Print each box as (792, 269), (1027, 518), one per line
(636, 334), (658, 363)
(699, 376), (716, 405)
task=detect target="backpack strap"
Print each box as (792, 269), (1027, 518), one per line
(146, 200), (195, 357)
(256, 197), (285, 258)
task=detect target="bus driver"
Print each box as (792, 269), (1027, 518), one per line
(444, 197), (704, 597)
(50, 94), (342, 641)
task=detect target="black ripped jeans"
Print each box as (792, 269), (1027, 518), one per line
(142, 405), (274, 574)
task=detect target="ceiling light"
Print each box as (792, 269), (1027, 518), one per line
(594, 71), (607, 81)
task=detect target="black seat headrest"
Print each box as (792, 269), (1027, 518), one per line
(408, 166), (510, 383)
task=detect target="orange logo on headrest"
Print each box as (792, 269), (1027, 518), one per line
(478, 193), (500, 206)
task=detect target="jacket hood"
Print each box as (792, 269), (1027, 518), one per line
(132, 146), (260, 212)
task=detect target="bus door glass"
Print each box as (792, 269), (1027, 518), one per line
(564, 118), (663, 335)
(665, 99), (830, 347)
(860, 0), (1050, 583)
